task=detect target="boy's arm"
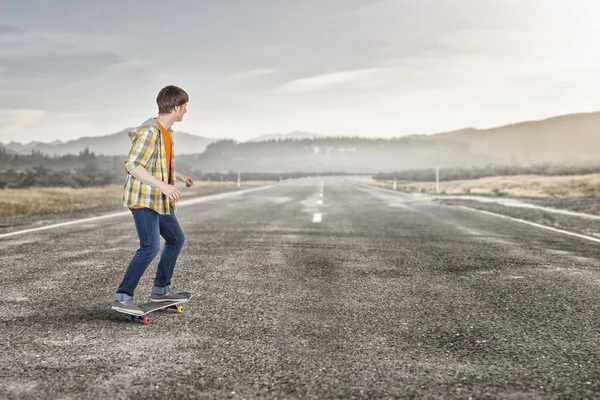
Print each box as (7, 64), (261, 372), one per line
(175, 171), (194, 188)
(130, 165), (181, 201)
(125, 127), (181, 200)
(125, 127), (157, 174)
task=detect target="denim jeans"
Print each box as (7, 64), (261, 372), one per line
(115, 207), (185, 301)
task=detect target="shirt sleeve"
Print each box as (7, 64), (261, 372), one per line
(125, 127), (158, 173)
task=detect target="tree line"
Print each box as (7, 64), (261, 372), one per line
(2, 142), (600, 189)
(0, 147), (338, 189)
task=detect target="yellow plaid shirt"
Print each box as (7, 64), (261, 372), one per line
(122, 122), (177, 214)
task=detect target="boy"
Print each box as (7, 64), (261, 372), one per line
(112, 85), (194, 315)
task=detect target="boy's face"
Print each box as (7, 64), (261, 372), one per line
(173, 103), (188, 122)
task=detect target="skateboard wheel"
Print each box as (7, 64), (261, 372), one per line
(127, 315), (134, 321)
(143, 316), (151, 325)
(177, 305), (184, 313)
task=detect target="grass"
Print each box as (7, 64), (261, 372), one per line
(354, 173), (600, 199)
(8, 174), (599, 219)
(0, 181), (272, 219)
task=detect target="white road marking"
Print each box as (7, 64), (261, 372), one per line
(317, 200), (323, 205)
(388, 202), (411, 209)
(319, 193), (323, 197)
(268, 196), (292, 204)
(443, 194), (600, 221)
(357, 180), (600, 244)
(313, 213), (322, 223)
(0, 212), (130, 239)
(457, 206), (600, 244)
(0, 184), (275, 239)
(355, 178), (600, 221)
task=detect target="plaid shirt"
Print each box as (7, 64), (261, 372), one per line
(122, 121), (177, 214)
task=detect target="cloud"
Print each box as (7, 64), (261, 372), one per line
(2, 0), (600, 143)
(0, 23), (163, 112)
(0, 23), (128, 84)
(277, 68), (383, 93)
(106, 60), (157, 70)
(0, 109), (117, 143)
(0, 109), (48, 134)
(230, 69), (278, 80)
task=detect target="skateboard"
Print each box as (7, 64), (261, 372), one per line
(117, 292), (192, 324)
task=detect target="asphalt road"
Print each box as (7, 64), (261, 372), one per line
(1, 177), (600, 399)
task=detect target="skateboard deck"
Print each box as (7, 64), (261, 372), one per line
(117, 292), (192, 324)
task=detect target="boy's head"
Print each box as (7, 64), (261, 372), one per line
(156, 85), (188, 121)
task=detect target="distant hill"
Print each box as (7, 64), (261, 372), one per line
(180, 111), (600, 173)
(436, 112), (600, 164)
(5, 130), (217, 156)
(246, 130), (325, 142)
(3, 111), (599, 172)
(5, 140), (59, 153)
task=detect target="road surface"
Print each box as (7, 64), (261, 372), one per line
(1, 178), (599, 399)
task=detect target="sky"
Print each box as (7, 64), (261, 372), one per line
(1, 0), (600, 143)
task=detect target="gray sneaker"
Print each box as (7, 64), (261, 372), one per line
(150, 291), (189, 303)
(112, 299), (144, 315)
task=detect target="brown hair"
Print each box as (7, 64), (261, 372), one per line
(156, 85), (189, 115)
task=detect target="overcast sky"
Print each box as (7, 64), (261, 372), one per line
(1, 0), (600, 143)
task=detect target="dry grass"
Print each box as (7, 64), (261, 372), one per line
(0, 181), (272, 219)
(353, 174), (600, 199)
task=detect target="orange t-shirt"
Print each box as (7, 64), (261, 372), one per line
(156, 120), (172, 182)
(130, 120), (172, 209)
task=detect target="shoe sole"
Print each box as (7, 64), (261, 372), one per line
(112, 305), (144, 316)
(149, 297), (189, 303)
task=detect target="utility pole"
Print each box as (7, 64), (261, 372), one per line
(393, 178), (397, 191)
(435, 166), (440, 193)
(237, 172), (241, 188)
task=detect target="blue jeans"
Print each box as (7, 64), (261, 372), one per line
(115, 207), (185, 301)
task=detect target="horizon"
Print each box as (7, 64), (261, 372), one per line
(2, 108), (598, 146)
(2, 1), (600, 143)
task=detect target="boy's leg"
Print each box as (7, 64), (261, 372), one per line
(115, 208), (161, 300)
(152, 208), (185, 295)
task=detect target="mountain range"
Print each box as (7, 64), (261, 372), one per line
(246, 130), (324, 142)
(2, 111), (599, 167)
(3, 130), (325, 156)
(4, 129), (215, 156)
(435, 111), (600, 164)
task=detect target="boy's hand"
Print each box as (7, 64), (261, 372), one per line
(180, 175), (194, 188)
(160, 183), (181, 201)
